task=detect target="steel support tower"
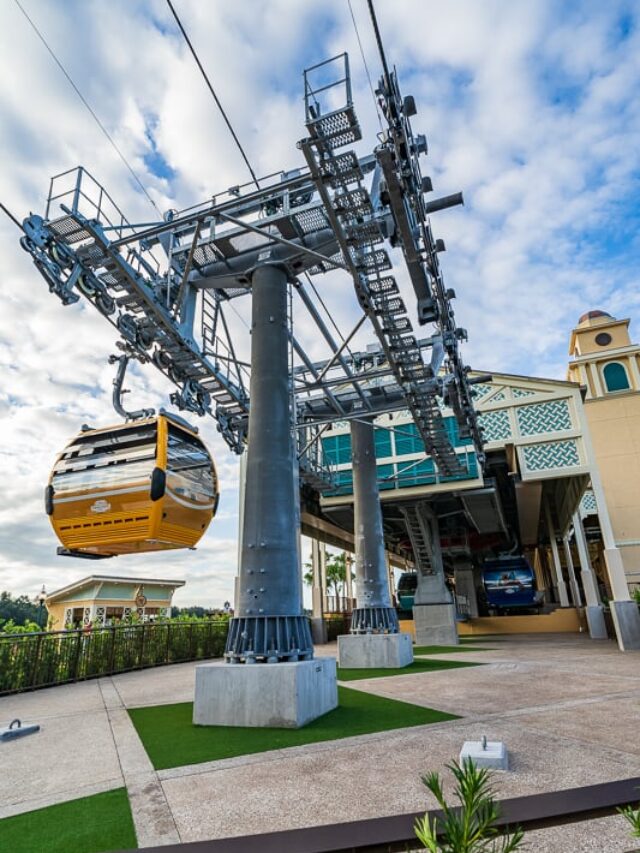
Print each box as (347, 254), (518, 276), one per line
(19, 50), (485, 669)
(225, 264), (312, 662)
(350, 417), (398, 633)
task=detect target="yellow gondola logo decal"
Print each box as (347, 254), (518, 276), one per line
(90, 499), (112, 514)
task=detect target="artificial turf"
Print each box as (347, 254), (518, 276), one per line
(129, 685), (458, 770)
(413, 644), (495, 654)
(337, 658), (482, 680)
(0, 788), (136, 853)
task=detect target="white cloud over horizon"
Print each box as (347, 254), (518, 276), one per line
(0, 0), (638, 607)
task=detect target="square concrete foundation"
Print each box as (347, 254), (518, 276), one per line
(585, 605), (608, 640)
(460, 740), (509, 770)
(610, 600), (640, 650)
(337, 632), (413, 669)
(413, 603), (459, 646)
(193, 658), (337, 729)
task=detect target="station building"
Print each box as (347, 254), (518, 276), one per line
(303, 311), (640, 639)
(46, 575), (185, 629)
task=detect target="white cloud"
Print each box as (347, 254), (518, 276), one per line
(0, 0), (638, 605)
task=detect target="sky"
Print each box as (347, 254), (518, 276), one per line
(0, 0), (639, 608)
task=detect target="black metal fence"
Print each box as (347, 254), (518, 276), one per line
(0, 620), (229, 695)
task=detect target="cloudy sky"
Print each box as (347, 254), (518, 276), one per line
(1, 0), (638, 607)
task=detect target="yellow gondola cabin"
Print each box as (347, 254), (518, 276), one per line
(45, 413), (219, 557)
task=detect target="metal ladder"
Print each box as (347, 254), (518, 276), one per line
(299, 58), (465, 478)
(400, 504), (437, 575)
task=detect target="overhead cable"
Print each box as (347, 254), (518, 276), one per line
(366, 0), (392, 92)
(165, 0), (261, 190)
(347, 0), (384, 132)
(0, 201), (25, 232)
(13, 0), (160, 215)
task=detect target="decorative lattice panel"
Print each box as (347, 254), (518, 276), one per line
(95, 606), (105, 625)
(489, 389), (507, 402)
(580, 490), (597, 515)
(478, 409), (512, 442)
(513, 388), (535, 398)
(64, 608), (72, 626)
(522, 439), (580, 471)
(122, 607), (132, 619)
(517, 399), (572, 436)
(83, 607), (91, 626)
(471, 384), (493, 399)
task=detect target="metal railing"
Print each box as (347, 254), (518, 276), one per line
(0, 620), (229, 695)
(122, 776), (640, 852)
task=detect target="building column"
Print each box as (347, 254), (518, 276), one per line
(320, 543), (328, 612)
(349, 417), (398, 633)
(344, 553), (354, 610)
(545, 502), (570, 607)
(572, 511), (607, 639)
(577, 401), (640, 650)
(562, 534), (583, 608)
(310, 539), (327, 644)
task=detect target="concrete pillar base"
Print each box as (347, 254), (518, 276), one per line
(193, 659), (338, 728)
(337, 632), (413, 669)
(310, 617), (327, 645)
(610, 600), (640, 651)
(584, 605), (608, 640)
(413, 603), (459, 646)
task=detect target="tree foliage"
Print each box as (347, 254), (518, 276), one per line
(0, 591), (47, 631)
(303, 551), (354, 599)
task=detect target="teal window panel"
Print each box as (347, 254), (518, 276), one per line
(377, 463), (396, 490)
(603, 362), (630, 392)
(443, 415), (473, 447)
(374, 427), (393, 458)
(322, 433), (352, 465)
(394, 422), (424, 456)
(396, 458), (436, 487)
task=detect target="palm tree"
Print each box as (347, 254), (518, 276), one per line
(304, 551), (354, 611)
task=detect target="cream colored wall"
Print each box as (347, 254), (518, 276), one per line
(584, 392), (640, 583)
(575, 322), (630, 355)
(46, 595), (174, 629)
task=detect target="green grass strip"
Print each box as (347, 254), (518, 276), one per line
(129, 685), (458, 771)
(337, 658), (482, 681)
(0, 787), (136, 853)
(413, 644), (495, 654)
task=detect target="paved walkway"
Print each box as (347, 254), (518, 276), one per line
(1, 634), (639, 851)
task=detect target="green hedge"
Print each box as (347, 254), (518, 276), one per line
(0, 619), (229, 695)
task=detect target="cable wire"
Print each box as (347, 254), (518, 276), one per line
(366, 0), (392, 92)
(347, 0), (384, 132)
(0, 201), (25, 232)
(13, 0), (160, 215)
(165, 0), (260, 190)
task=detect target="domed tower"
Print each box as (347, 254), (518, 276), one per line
(568, 310), (640, 599)
(568, 310), (639, 396)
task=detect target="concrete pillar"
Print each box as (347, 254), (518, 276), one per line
(454, 563), (479, 619)
(344, 553), (354, 609)
(225, 264), (312, 662)
(320, 542), (328, 612)
(411, 506), (458, 646)
(562, 535), (583, 608)
(572, 511), (607, 640)
(545, 502), (570, 607)
(350, 417), (398, 633)
(310, 539), (327, 644)
(386, 555), (395, 605)
(575, 392), (640, 649)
